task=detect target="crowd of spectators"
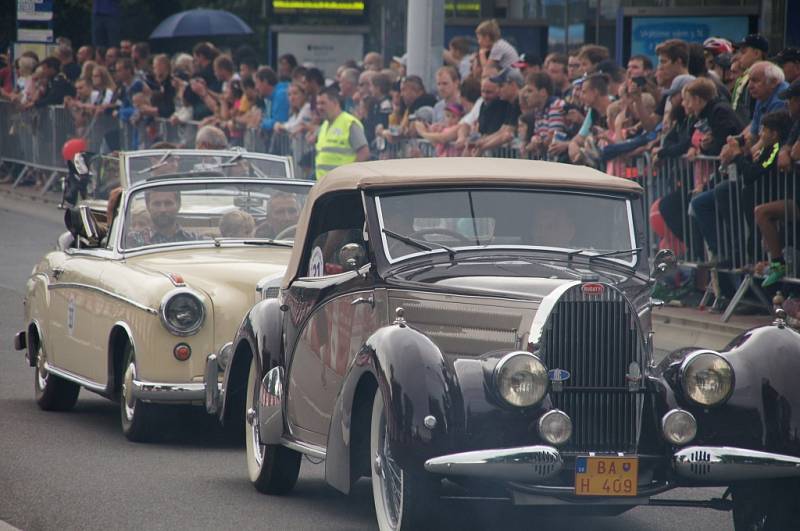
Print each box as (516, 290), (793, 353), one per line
(3, 23), (800, 287)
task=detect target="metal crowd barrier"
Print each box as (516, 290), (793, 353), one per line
(3, 101), (800, 319)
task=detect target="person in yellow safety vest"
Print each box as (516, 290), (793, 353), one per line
(314, 85), (370, 180)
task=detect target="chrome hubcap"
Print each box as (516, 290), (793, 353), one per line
(248, 373), (265, 467)
(122, 362), (136, 422)
(36, 348), (48, 390)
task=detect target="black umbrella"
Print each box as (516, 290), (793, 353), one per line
(149, 8), (254, 39)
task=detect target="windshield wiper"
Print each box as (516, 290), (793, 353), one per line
(588, 247), (642, 262)
(382, 228), (456, 261)
(243, 239), (293, 248)
(137, 150), (173, 174)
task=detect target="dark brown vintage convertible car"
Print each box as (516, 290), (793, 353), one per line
(204, 158), (800, 531)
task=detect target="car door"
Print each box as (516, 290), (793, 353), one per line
(47, 247), (112, 385)
(282, 190), (378, 447)
(284, 271), (378, 446)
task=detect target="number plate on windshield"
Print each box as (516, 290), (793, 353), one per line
(574, 456), (638, 496)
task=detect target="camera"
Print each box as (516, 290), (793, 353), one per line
(632, 76), (647, 88)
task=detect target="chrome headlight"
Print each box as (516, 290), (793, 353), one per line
(538, 409), (572, 445)
(661, 409), (697, 446)
(680, 351), (734, 406)
(160, 288), (205, 336)
(494, 352), (548, 407)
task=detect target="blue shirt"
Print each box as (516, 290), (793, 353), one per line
(751, 81), (789, 136)
(260, 81), (290, 133)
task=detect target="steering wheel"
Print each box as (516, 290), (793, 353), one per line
(274, 224), (297, 240)
(407, 228), (472, 243)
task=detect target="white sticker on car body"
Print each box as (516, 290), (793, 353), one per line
(308, 246), (325, 277)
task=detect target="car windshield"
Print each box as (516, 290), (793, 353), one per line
(376, 189), (636, 265)
(120, 181), (309, 251)
(127, 152), (289, 184)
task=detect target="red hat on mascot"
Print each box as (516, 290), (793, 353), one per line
(62, 138), (88, 162)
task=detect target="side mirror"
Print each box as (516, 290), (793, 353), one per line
(652, 249), (676, 278)
(65, 205), (103, 248)
(339, 242), (367, 271)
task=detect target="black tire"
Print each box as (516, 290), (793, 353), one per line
(120, 342), (157, 442)
(34, 339), (80, 411)
(370, 389), (435, 531)
(245, 357), (301, 494)
(732, 479), (800, 530)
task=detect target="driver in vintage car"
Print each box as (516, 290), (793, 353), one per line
(127, 188), (197, 246)
(254, 192), (301, 239)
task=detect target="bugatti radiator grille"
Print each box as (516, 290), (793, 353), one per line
(540, 285), (645, 453)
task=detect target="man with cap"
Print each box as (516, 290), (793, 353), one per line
(775, 48), (800, 84)
(471, 68), (523, 154)
(731, 34), (769, 124)
(777, 79), (800, 170)
(512, 52), (542, 76)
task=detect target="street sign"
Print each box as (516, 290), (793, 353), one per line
(17, 0), (54, 22)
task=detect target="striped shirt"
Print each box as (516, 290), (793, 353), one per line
(534, 97), (566, 139)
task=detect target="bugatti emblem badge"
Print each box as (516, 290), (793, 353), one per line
(581, 283), (604, 296)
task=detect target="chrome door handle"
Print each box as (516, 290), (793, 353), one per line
(52, 267), (64, 280)
(351, 296), (374, 308)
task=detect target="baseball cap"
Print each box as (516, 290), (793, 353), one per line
(512, 52), (541, 69)
(735, 34), (769, 54)
(489, 68), (524, 86)
(663, 74), (696, 97)
(391, 54), (407, 67)
(779, 79), (800, 100)
(409, 105), (434, 124)
(775, 47), (800, 65)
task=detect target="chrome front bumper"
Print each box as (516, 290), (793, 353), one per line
(425, 444), (800, 486)
(424, 445), (563, 482)
(674, 446), (800, 482)
(132, 379), (208, 402)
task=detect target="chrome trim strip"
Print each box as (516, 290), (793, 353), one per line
(131, 379), (207, 402)
(46, 362), (107, 393)
(47, 282), (158, 315)
(424, 445), (562, 482)
(528, 280), (582, 347)
(280, 437), (327, 459)
(673, 446), (800, 482)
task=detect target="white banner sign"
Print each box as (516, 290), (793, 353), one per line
(277, 32), (364, 79)
(17, 28), (54, 43)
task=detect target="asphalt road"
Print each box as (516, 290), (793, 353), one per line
(0, 192), (733, 531)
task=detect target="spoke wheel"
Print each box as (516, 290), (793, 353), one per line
(120, 343), (156, 442)
(732, 480), (800, 531)
(370, 390), (433, 531)
(34, 340), (80, 411)
(245, 356), (300, 495)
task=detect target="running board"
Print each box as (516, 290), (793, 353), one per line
(648, 498), (732, 511)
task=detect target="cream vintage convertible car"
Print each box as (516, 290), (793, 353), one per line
(15, 173), (312, 441)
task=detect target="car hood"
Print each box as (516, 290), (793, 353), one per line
(431, 276), (573, 300)
(126, 246), (292, 298)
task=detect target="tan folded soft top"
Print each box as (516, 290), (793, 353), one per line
(283, 158), (643, 287)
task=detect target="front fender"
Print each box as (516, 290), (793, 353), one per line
(325, 322), (461, 493)
(654, 325), (800, 456)
(219, 298), (284, 428)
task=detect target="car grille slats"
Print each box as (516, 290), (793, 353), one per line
(541, 285), (644, 453)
